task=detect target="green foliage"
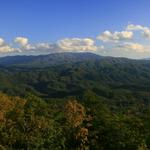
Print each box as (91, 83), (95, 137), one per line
(0, 91), (150, 150)
(1, 53), (150, 102)
(0, 53), (150, 149)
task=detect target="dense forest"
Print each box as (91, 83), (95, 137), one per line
(1, 52), (150, 149)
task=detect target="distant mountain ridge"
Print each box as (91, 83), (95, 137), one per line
(0, 52), (149, 68)
(0, 52), (102, 68)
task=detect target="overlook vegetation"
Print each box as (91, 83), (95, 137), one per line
(0, 92), (150, 150)
(0, 52), (150, 149)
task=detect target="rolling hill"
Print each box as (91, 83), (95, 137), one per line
(0, 52), (150, 101)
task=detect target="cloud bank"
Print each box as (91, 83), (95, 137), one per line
(97, 31), (133, 42)
(1, 24), (150, 58)
(126, 24), (150, 39)
(58, 38), (97, 51)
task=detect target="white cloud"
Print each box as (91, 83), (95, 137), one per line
(127, 24), (150, 39)
(0, 25), (150, 58)
(58, 38), (97, 51)
(97, 30), (133, 42)
(0, 38), (15, 53)
(0, 38), (5, 46)
(23, 44), (35, 50)
(14, 37), (57, 53)
(116, 42), (145, 53)
(36, 43), (53, 50)
(14, 37), (36, 52)
(126, 24), (147, 31)
(15, 37), (29, 46)
(0, 45), (14, 53)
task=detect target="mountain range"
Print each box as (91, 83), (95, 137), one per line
(1, 52), (150, 149)
(0, 52), (150, 101)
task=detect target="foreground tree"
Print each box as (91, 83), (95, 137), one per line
(64, 100), (89, 150)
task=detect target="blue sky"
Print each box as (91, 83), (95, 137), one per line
(0, 0), (150, 58)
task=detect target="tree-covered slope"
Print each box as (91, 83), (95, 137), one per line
(0, 52), (150, 117)
(0, 91), (150, 150)
(0, 52), (150, 99)
(1, 53), (150, 149)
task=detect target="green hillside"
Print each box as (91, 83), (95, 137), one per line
(1, 53), (150, 149)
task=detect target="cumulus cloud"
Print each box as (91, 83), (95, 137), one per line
(14, 37), (36, 52)
(0, 45), (14, 53)
(13, 37), (60, 54)
(1, 23), (150, 58)
(58, 38), (97, 51)
(0, 38), (5, 46)
(127, 24), (150, 39)
(126, 24), (147, 31)
(24, 43), (58, 53)
(116, 42), (145, 53)
(0, 38), (15, 53)
(97, 30), (133, 42)
(15, 37), (29, 46)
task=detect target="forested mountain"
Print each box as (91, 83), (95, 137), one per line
(0, 52), (101, 67)
(0, 52), (150, 99)
(1, 52), (150, 149)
